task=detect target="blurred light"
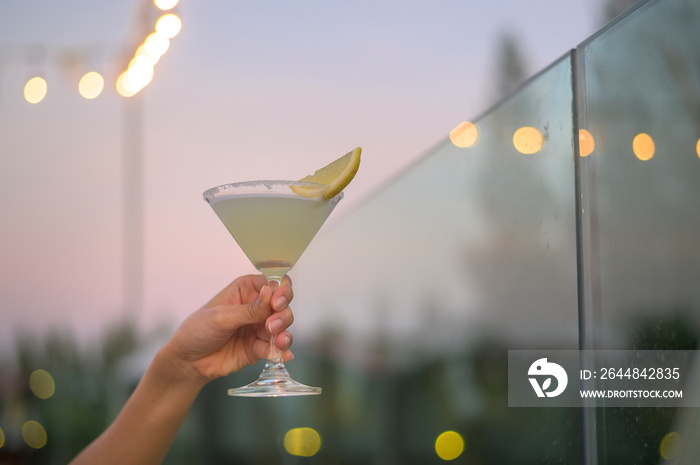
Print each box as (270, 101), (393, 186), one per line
(78, 71), (104, 99)
(143, 32), (170, 59)
(116, 72), (137, 97)
(24, 76), (47, 104)
(22, 421), (47, 449)
(696, 138), (700, 158)
(633, 133), (655, 160)
(513, 126), (544, 154)
(660, 431), (680, 460)
(135, 45), (160, 65)
(154, 0), (179, 10)
(29, 369), (55, 399)
(155, 14), (182, 39)
(435, 431), (464, 460)
(127, 60), (155, 90)
(0, 426), (5, 449)
(579, 129), (595, 157)
(449, 121), (479, 148)
(283, 427), (321, 457)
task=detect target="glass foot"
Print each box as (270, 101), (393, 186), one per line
(228, 361), (321, 397)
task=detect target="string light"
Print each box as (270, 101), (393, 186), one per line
(24, 76), (48, 103)
(116, 9), (182, 97)
(154, 0), (179, 10)
(78, 71), (105, 99)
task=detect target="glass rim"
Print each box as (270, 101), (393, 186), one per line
(202, 179), (343, 204)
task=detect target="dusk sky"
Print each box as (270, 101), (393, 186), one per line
(0, 0), (609, 353)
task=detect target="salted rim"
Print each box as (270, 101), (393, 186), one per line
(202, 180), (344, 205)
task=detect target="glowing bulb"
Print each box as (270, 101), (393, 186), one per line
(633, 133), (655, 161)
(435, 431), (464, 461)
(660, 432), (680, 460)
(143, 32), (170, 59)
(513, 127), (544, 154)
(78, 72), (104, 99)
(155, 13), (182, 39)
(22, 421), (47, 449)
(283, 428), (322, 457)
(449, 121), (479, 148)
(154, 0), (179, 10)
(29, 369), (55, 399)
(116, 72), (137, 97)
(579, 129), (595, 157)
(24, 77), (47, 104)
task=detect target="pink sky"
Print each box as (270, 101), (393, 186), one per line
(0, 0), (606, 353)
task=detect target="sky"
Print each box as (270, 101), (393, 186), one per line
(0, 0), (610, 353)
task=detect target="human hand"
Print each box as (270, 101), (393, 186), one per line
(161, 274), (295, 383)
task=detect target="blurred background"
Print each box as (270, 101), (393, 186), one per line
(4, 0), (700, 464)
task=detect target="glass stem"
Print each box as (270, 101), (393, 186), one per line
(266, 276), (284, 364)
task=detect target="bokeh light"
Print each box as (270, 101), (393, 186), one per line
(22, 421), (47, 449)
(449, 121), (479, 148)
(154, 0), (179, 10)
(116, 72), (137, 97)
(29, 369), (56, 399)
(283, 427), (322, 457)
(155, 13), (182, 39)
(78, 71), (104, 99)
(0, 426), (5, 448)
(143, 32), (170, 59)
(435, 431), (464, 460)
(513, 126), (544, 154)
(24, 76), (47, 104)
(633, 133), (655, 160)
(696, 138), (699, 158)
(659, 431), (680, 460)
(579, 129), (595, 157)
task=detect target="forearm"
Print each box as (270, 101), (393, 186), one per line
(70, 347), (208, 465)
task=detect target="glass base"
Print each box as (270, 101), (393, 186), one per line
(228, 360), (322, 397)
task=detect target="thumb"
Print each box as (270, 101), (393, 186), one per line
(237, 285), (273, 326)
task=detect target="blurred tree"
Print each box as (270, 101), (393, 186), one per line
(492, 32), (529, 101)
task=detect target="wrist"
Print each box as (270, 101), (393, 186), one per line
(152, 344), (210, 394)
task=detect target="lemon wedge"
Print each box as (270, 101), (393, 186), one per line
(294, 147), (361, 199)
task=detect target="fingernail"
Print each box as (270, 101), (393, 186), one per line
(268, 319), (283, 334)
(272, 296), (287, 311)
(284, 335), (292, 349)
(256, 286), (266, 304)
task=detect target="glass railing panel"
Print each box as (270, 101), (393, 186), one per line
(577, 0), (700, 462)
(286, 53), (581, 463)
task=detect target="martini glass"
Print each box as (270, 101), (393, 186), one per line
(203, 180), (342, 396)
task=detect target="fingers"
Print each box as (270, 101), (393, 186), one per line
(270, 275), (294, 312)
(250, 333), (294, 362)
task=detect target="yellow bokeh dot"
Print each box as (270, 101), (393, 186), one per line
(579, 129), (595, 157)
(449, 121), (479, 148)
(513, 127), (544, 154)
(696, 138), (700, 158)
(660, 431), (680, 460)
(78, 71), (104, 99)
(633, 133), (655, 160)
(154, 0), (179, 10)
(0, 426), (5, 448)
(435, 431), (464, 461)
(24, 76), (47, 104)
(155, 13), (182, 39)
(29, 369), (55, 399)
(283, 427), (321, 457)
(22, 421), (47, 449)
